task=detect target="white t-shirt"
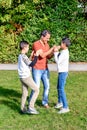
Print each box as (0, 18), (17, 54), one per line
(54, 49), (69, 73)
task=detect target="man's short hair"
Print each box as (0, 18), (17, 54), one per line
(62, 37), (71, 47)
(19, 41), (29, 50)
(40, 30), (50, 37)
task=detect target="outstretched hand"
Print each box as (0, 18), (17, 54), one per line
(53, 45), (61, 52)
(35, 49), (43, 56)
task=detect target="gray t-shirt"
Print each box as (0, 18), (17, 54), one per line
(18, 54), (32, 78)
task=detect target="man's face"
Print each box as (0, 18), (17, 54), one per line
(42, 33), (50, 44)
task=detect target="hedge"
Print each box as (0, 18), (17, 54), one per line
(0, 0), (87, 63)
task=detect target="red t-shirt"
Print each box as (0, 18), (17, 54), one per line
(32, 40), (50, 70)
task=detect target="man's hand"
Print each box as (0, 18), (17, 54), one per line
(35, 49), (43, 56)
(54, 45), (61, 52)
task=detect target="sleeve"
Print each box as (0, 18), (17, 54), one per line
(54, 51), (66, 65)
(29, 56), (38, 67)
(32, 42), (40, 52)
(22, 54), (38, 67)
(22, 54), (31, 66)
(57, 53), (65, 64)
(54, 52), (60, 64)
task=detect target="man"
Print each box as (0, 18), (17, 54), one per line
(29, 30), (54, 108)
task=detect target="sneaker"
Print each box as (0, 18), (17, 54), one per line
(58, 108), (70, 114)
(27, 107), (39, 115)
(54, 103), (63, 109)
(20, 107), (27, 114)
(44, 104), (49, 109)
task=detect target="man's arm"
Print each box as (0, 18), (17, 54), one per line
(39, 47), (54, 58)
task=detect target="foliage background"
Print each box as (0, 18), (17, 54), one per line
(0, 0), (87, 63)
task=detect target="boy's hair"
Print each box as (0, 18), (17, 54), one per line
(62, 37), (71, 47)
(40, 30), (50, 37)
(19, 41), (29, 50)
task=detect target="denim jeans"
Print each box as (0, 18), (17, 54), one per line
(29, 68), (50, 106)
(57, 72), (68, 108)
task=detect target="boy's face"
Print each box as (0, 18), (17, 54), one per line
(24, 45), (29, 53)
(61, 42), (66, 49)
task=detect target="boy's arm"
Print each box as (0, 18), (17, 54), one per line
(29, 49), (42, 67)
(22, 54), (38, 67)
(54, 51), (66, 65)
(29, 56), (38, 67)
(54, 46), (61, 63)
(23, 49), (42, 67)
(54, 52), (59, 63)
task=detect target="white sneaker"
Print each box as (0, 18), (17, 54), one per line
(54, 103), (63, 109)
(27, 107), (39, 114)
(58, 108), (70, 114)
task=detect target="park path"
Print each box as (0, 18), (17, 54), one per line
(0, 63), (87, 71)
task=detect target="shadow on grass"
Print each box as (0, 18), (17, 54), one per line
(0, 86), (21, 112)
(36, 99), (56, 108)
(36, 99), (43, 107)
(0, 100), (20, 112)
(0, 86), (47, 113)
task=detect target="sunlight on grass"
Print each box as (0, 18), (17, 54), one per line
(0, 71), (87, 130)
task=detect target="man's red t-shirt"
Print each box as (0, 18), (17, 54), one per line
(32, 40), (50, 70)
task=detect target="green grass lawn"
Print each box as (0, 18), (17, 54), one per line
(0, 71), (87, 130)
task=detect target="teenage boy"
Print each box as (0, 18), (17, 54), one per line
(18, 41), (42, 114)
(54, 37), (71, 114)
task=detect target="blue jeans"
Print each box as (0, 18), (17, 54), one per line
(57, 72), (68, 108)
(29, 68), (50, 106)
